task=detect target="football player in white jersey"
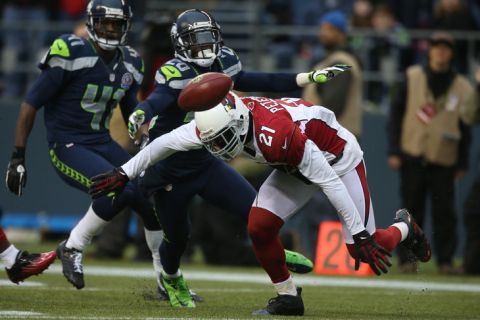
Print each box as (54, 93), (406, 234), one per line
(90, 92), (431, 316)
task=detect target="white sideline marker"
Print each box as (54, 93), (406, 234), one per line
(43, 265), (480, 293)
(0, 280), (44, 287)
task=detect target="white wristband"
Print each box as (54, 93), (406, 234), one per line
(296, 72), (311, 87)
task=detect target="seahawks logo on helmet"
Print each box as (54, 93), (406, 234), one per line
(171, 9), (223, 68)
(86, 0), (132, 51)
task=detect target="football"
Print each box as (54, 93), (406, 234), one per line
(178, 72), (233, 111)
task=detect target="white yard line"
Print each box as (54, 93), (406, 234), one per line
(0, 315), (257, 320)
(39, 265), (480, 293)
(0, 280), (45, 287)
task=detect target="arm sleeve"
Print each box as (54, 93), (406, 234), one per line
(119, 81), (140, 124)
(134, 84), (178, 121)
(121, 120), (203, 179)
(297, 139), (366, 236)
(233, 70), (299, 92)
(386, 78), (407, 155)
(315, 70), (352, 117)
(24, 67), (66, 109)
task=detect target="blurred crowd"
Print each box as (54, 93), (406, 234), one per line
(2, 0), (480, 101)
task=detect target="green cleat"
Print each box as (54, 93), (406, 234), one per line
(285, 249), (314, 274)
(160, 272), (196, 308)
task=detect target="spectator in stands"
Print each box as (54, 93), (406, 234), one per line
(264, 0), (296, 71)
(367, 4), (411, 110)
(459, 67), (480, 275)
(350, 0), (373, 28)
(386, 0), (434, 29)
(303, 10), (363, 138)
(58, 0), (87, 21)
(139, 11), (174, 99)
(295, 11), (363, 259)
(1, 0), (51, 97)
(386, 32), (474, 274)
(433, 0), (476, 73)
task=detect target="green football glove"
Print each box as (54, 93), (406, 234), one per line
(309, 64), (352, 83)
(127, 110), (145, 140)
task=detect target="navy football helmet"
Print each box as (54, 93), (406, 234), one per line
(86, 0), (132, 50)
(171, 9), (223, 67)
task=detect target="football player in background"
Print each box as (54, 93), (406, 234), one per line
(5, 0), (164, 291)
(0, 226), (56, 284)
(123, 9), (348, 308)
(91, 92), (432, 316)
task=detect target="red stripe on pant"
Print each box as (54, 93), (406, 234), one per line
(0, 226), (7, 242)
(248, 207), (290, 284)
(355, 161), (370, 226)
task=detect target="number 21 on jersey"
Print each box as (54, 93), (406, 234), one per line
(259, 126), (275, 147)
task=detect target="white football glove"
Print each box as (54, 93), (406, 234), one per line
(296, 64), (352, 87)
(127, 110), (145, 140)
(309, 64), (352, 83)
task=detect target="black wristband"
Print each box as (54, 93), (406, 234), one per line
(12, 146), (25, 159)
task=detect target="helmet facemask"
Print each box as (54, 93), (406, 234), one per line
(200, 117), (247, 161)
(197, 94), (249, 161)
(86, 1), (132, 51)
(171, 13), (223, 67)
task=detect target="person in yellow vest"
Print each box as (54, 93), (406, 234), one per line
(302, 10), (363, 139)
(298, 11), (364, 259)
(460, 68), (480, 275)
(387, 31), (474, 274)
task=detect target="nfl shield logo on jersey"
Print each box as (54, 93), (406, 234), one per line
(121, 72), (133, 89)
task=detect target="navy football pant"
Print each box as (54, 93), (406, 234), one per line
(151, 158), (255, 274)
(48, 141), (160, 230)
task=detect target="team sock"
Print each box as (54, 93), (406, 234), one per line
(0, 244), (20, 269)
(373, 226), (402, 252)
(145, 228), (164, 278)
(66, 205), (108, 251)
(273, 276), (297, 296)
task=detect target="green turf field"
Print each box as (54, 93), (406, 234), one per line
(1, 243), (480, 320)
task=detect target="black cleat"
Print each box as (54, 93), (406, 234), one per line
(6, 250), (56, 284)
(253, 287), (304, 316)
(394, 209), (431, 262)
(157, 275), (204, 302)
(56, 240), (85, 289)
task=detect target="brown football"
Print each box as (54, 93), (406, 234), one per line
(177, 72), (233, 111)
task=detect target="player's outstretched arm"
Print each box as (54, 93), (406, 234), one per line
(90, 121), (203, 198)
(296, 64), (352, 87)
(6, 102), (37, 196)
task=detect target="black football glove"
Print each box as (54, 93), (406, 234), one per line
(89, 167), (129, 199)
(6, 147), (27, 196)
(352, 230), (392, 276)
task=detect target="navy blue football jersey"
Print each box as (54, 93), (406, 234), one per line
(142, 46), (242, 138)
(25, 34), (144, 144)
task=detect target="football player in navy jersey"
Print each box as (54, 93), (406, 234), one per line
(124, 9), (349, 308)
(91, 92), (432, 316)
(5, 0), (165, 291)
